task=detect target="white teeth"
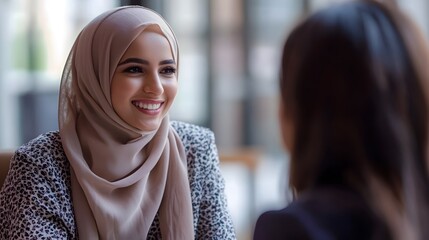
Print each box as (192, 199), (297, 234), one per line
(134, 102), (161, 110)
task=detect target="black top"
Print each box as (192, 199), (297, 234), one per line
(253, 186), (391, 240)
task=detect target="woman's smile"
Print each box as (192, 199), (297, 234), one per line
(132, 100), (164, 115)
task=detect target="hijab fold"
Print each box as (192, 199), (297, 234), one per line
(58, 6), (194, 240)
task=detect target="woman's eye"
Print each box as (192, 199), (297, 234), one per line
(160, 67), (176, 75)
(124, 66), (143, 73)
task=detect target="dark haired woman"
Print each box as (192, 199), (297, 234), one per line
(254, 1), (429, 239)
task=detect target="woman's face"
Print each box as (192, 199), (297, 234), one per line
(111, 30), (178, 132)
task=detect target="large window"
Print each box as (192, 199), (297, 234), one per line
(0, 0), (118, 148)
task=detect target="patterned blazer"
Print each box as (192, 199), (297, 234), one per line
(0, 121), (236, 239)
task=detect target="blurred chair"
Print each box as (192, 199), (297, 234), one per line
(0, 150), (14, 189)
(219, 147), (262, 208)
(220, 148), (261, 172)
(219, 147), (262, 240)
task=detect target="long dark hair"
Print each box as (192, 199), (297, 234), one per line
(280, 0), (429, 238)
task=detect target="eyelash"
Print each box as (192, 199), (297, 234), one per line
(160, 67), (176, 75)
(123, 66), (176, 75)
(124, 66), (143, 73)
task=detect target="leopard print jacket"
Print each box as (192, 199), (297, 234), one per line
(0, 121), (236, 239)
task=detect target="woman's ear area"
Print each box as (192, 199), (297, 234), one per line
(278, 99), (294, 153)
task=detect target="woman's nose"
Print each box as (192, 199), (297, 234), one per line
(143, 72), (164, 95)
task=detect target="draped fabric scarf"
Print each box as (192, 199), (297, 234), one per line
(58, 6), (194, 240)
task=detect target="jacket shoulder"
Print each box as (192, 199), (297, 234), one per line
(170, 121), (215, 147)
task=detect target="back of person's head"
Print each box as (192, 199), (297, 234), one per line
(279, 0), (429, 238)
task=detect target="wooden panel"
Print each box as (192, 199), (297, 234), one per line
(0, 150), (14, 189)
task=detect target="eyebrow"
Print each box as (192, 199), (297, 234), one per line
(118, 58), (175, 66)
(160, 59), (175, 65)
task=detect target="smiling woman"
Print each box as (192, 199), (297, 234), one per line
(0, 6), (236, 240)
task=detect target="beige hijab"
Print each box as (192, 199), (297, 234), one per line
(58, 6), (194, 240)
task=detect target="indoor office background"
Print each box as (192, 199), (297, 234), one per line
(0, 0), (428, 239)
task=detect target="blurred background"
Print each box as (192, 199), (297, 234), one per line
(0, 0), (428, 239)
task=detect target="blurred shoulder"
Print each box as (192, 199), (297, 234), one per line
(255, 187), (391, 240)
(254, 205), (311, 240)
